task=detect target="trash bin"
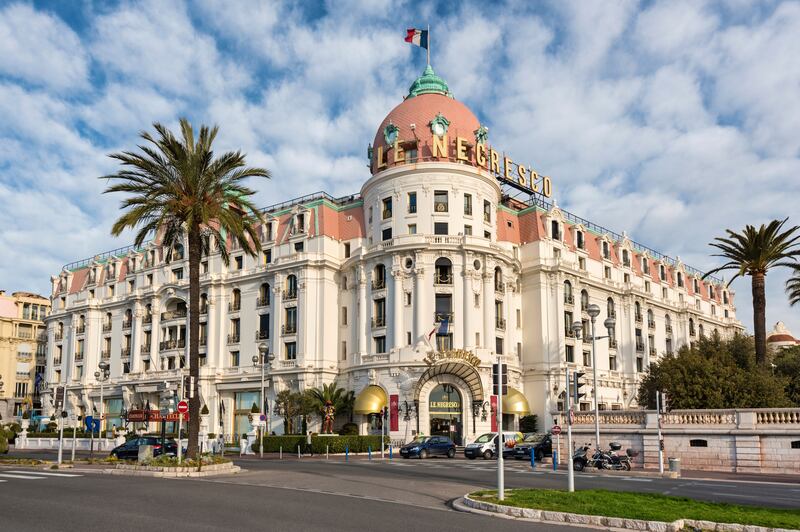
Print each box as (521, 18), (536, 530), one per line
(668, 457), (680, 474)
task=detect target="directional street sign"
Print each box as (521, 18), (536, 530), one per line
(177, 400), (189, 414)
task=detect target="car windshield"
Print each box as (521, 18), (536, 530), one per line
(524, 434), (546, 443)
(410, 436), (430, 444)
(474, 433), (495, 444)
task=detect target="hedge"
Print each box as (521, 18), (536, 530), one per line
(0, 435), (8, 454)
(251, 435), (389, 454)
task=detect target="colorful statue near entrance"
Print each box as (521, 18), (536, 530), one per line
(322, 400), (336, 434)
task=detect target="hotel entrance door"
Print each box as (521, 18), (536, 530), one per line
(429, 384), (462, 445)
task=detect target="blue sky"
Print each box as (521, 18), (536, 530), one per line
(1, 0), (799, 335)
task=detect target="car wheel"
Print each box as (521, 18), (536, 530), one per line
(467, 456), (476, 460)
(573, 459), (585, 472)
(482, 450), (493, 460)
(447, 448), (456, 458)
(535, 449), (544, 462)
(402, 455), (409, 459)
(419, 449), (428, 459)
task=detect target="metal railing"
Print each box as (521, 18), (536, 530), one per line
(371, 317), (386, 329)
(101, 350), (110, 359)
(371, 279), (386, 290)
(122, 319), (132, 329)
(161, 309), (187, 320)
(434, 311), (454, 323)
(257, 296), (270, 307)
(281, 324), (297, 335)
(283, 289), (297, 301)
(608, 338), (618, 349)
(227, 334), (240, 344)
(228, 301), (241, 312)
(496, 318), (506, 331)
(434, 273), (452, 285)
(564, 294), (574, 305)
(255, 330), (269, 340)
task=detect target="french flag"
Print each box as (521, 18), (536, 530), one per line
(405, 28), (429, 49)
(427, 317), (449, 341)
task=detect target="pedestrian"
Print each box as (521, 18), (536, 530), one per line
(304, 429), (313, 456)
(239, 433), (247, 456)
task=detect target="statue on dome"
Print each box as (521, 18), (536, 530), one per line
(322, 400), (335, 434)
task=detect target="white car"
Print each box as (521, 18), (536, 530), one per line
(463, 431), (523, 460)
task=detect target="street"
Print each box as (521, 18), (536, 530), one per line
(2, 450), (800, 531)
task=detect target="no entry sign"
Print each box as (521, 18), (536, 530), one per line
(177, 400), (189, 414)
(551, 425), (562, 435)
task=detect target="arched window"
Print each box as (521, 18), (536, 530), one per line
(125, 308), (132, 320)
(723, 291), (729, 304)
(580, 290), (589, 312)
(258, 283), (270, 307)
(677, 272), (684, 288)
(622, 249), (630, 267)
(231, 288), (241, 310)
(647, 309), (654, 328)
(104, 312), (112, 331)
(372, 264), (386, 290)
(698, 323), (704, 337)
(341, 275), (348, 290)
(607, 297), (615, 319)
(708, 285), (714, 299)
(563, 281), (573, 304)
(634, 301), (641, 322)
(285, 275), (298, 299)
(664, 313), (672, 334)
(494, 267), (504, 292)
(173, 243), (184, 261)
(124, 309), (132, 328)
(435, 258), (453, 285)
(689, 317), (696, 336)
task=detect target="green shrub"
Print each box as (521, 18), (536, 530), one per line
(251, 435), (388, 454)
(520, 415), (538, 433)
(201, 404), (210, 415)
(0, 435), (8, 454)
(339, 423), (358, 435)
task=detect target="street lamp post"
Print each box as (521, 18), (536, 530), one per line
(92, 361), (110, 459)
(574, 304), (615, 453)
(252, 342), (272, 459)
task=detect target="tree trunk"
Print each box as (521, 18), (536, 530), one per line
(752, 272), (767, 366)
(187, 226), (202, 458)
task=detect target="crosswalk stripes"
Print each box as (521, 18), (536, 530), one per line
(6, 470), (82, 477)
(0, 470), (84, 482)
(0, 473), (46, 480)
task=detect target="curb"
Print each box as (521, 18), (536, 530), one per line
(103, 463), (242, 478)
(456, 493), (796, 532)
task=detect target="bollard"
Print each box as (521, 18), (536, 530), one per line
(553, 450), (558, 471)
(368, 446), (372, 460)
(279, 446), (282, 460)
(531, 449), (536, 469)
(345, 445), (349, 462)
(298, 445), (301, 459)
(326, 445), (329, 460)
(389, 445), (393, 460)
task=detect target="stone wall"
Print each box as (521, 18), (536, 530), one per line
(554, 408), (800, 474)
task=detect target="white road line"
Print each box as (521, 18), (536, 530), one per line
(0, 479), (6, 482)
(0, 473), (46, 480)
(621, 478), (653, 482)
(6, 471), (82, 478)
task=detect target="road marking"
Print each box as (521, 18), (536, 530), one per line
(6, 470), (82, 477)
(0, 473), (46, 480)
(621, 478), (653, 482)
(0, 480), (6, 483)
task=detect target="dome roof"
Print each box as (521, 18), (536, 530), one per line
(370, 66), (484, 174)
(767, 333), (797, 343)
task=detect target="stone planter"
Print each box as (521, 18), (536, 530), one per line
(109, 460), (240, 478)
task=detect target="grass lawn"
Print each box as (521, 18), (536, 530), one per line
(471, 488), (800, 530)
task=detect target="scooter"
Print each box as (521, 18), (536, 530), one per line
(572, 444), (601, 471)
(573, 443), (639, 471)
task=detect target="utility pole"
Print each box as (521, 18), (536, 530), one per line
(656, 391), (664, 475)
(494, 355), (506, 501)
(566, 369), (574, 492)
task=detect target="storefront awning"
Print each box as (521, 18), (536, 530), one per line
(353, 385), (387, 415)
(503, 388), (531, 415)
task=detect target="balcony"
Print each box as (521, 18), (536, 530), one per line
(283, 289), (297, 301)
(257, 296), (270, 308)
(371, 278), (386, 290)
(161, 309), (187, 321)
(200, 305), (208, 315)
(564, 295), (574, 306)
(371, 317), (386, 329)
(608, 338), (618, 349)
(141, 345), (151, 354)
(648, 320), (656, 330)
(564, 328), (575, 338)
(122, 319), (132, 330)
(282, 324), (297, 335)
(496, 318), (506, 331)
(689, 328), (696, 337)
(635, 342), (644, 352)
(74, 352), (84, 362)
(665, 324), (673, 334)
(160, 339), (186, 351)
(121, 347), (131, 358)
(227, 333), (241, 344)
(649, 347), (657, 356)
(434, 273), (452, 286)
(54, 332), (63, 341)
(143, 314), (152, 324)
(255, 330), (269, 340)
(228, 301), (241, 312)
(382, 209), (392, 220)
(634, 314), (642, 324)
(607, 310), (616, 319)
(16, 352), (32, 362)
(102, 323), (112, 332)
(200, 335), (207, 346)
(53, 358), (62, 366)
(434, 311), (453, 323)
(101, 349), (110, 359)
(494, 282), (505, 294)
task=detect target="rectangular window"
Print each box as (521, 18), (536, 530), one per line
(374, 336), (386, 353)
(285, 307), (297, 333)
(564, 311), (573, 336)
(341, 341), (347, 360)
(172, 268), (183, 281)
(128, 280), (135, 292)
(434, 190), (448, 212)
(484, 230), (491, 239)
(373, 298), (386, 327)
(294, 242), (304, 252)
(516, 309), (521, 328)
(566, 344), (574, 363)
(258, 314), (269, 338)
(464, 193), (472, 215)
(624, 273), (630, 283)
(645, 280), (651, 292)
(483, 200), (491, 223)
(576, 231), (585, 249)
(406, 332), (412, 345)
(578, 257), (586, 271)
(234, 256), (243, 270)
(264, 249), (272, 264)
(642, 258), (650, 274)
(636, 357), (643, 372)
(434, 222), (448, 235)
(604, 266), (611, 279)
(435, 333), (452, 352)
(230, 351), (240, 367)
(201, 260), (208, 273)
(408, 224), (417, 234)
(382, 227), (392, 241)
(609, 355), (617, 371)
(285, 342), (297, 360)
(551, 220), (560, 240)
(343, 243), (350, 258)
(464, 225), (472, 236)
(407, 192), (417, 214)
(583, 351), (591, 366)
(405, 148), (418, 163)
(341, 307), (348, 325)
(382, 197), (392, 219)
(495, 336), (504, 355)
(108, 284), (115, 297)
(405, 292), (412, 306)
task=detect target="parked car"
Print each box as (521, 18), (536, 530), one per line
(513, 432), (553, 461)
(400, 435), (456, 459)
(110, 437), (181, 460)
(464, 432), (523, 460)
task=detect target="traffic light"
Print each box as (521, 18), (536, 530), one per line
(492, 363), (508, 396)
(573, 371), (588, 405)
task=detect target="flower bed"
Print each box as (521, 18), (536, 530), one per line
(250, 435), (388, 454)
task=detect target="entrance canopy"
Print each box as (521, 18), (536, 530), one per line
(414, 361), (483, 403)
(354, 385), (387, 414)
(502, 387), (530, 415)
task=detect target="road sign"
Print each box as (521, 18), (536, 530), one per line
(54, 386), (65, 409)
(259, 414), (266, 421)
(551, 425), (562, 435)
(177, 400), (189, 414)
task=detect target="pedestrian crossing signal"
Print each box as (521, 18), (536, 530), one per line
(492, 363), (508, 396)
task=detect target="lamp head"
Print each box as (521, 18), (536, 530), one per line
(252, 355), (259, 365)
(604, 317), (616, 330)
(94, 371), (101, 379)
(268, 352), (275, 363)
(571, 321), (583, 337)
(258, 342), (268, 356)
(587, 304), (601, 318)
(98, 361), (109, 371)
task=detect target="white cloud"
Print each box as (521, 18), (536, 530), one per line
(0, 3), (89, 90)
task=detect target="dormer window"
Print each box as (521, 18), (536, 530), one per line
(659, 264), (666, 282)
(297, 213), (305, 233)
(602, 241), (610, 260)
(677, 272), (684, 288)
(264, 222), (273, 241)
(693, 278), (700, 293)
(551, 220), (561, 240)
(576, 230), (585, 250)
(622, 249), (630, 267)
(642, 257), (650, 275)
(708, 285), (714, 299)
(723, 291), (729, 305)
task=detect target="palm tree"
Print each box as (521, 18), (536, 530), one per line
(102, 119), (269, 458)
(704, 218), (800, 365)
(306, 383), (355, 423)
(787, 265), (800, 307)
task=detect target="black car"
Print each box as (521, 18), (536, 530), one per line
(513, 432), (553, 461)
(110, 437), (181, 460)
(399, 436), (456, 459)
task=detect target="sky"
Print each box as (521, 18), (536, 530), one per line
(0, 0), (799, 335)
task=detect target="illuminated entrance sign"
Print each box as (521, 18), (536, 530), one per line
(376, 135), (554, 198)
(424, 348), (481, 367)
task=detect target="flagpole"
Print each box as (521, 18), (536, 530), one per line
(427, 24), (431, 66)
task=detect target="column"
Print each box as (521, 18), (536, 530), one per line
(272, 274), (283, 360)
(131, 303), (143, 373)
(462, 265), (472, 349)
(357, 264), (368, 355)
(482, 270), (494, 350)
(391, 267), (404, 350)
(414, 266), (426, 347)
(150, 299), (161, 370)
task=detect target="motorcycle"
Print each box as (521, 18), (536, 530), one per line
(573, 442), (639, 471)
